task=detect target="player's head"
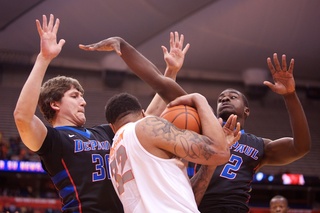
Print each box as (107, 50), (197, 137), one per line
(105, 93), (143, 126)
(216, 88), (249, 127)
(39, 76), (84, 124)
(270, 195), (289, 213)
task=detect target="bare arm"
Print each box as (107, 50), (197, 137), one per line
(13, 14), (65, 151)
(260, 53), (311, 167)
(190, 114), (240, 205)
(79, 37), (187, 104)
(138, 93), (240, 165)
(191, 165), (216, 205)
(146, 31), (190, 116)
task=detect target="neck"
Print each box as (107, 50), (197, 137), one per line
(113, 113), (143, 132)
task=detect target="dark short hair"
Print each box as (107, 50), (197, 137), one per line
(240, 92), (249, 108)
(105, 93), (142, 124)
(39, 76), (84, 124)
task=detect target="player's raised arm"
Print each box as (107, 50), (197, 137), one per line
(260, 53), (311, 166)
(80, 36), (187, 104)
(14, 14), (65, 151)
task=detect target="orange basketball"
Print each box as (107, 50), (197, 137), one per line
(160, 105), (201, 133)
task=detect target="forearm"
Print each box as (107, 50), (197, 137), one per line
(195, 97), (229, 164)
(191, 165), (216, 206)
(145, 67), (179, 116)
(118, 38), (186, 103)
(14, 54), (51, 120)
(283, 92), (311, 153)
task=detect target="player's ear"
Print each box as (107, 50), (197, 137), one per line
(141, 110), (146, 117)
(50, 101), (60, 110)
(244, 107), (250, 118)
(109, 124), (116, 133)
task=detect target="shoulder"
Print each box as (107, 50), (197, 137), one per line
(90, 124), (114, 137)
(241, 132), (264, 142)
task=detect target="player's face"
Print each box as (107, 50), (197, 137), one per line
(217, 89), (247, 121)
(270, 199), (288, 213)
(56, 87), (87, 126)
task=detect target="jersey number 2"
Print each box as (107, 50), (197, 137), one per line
(220, 154), (242, 179)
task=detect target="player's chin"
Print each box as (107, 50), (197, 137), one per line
(77, 116), (86, 126)
(218, 111), (233, 121)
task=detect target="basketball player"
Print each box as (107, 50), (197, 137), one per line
(106, 92), (240, 212)
(79, 36), (242, 211)
(270, 195), (289, 213)
(79, 31), (311, 211)
(14, 14), (189, 213)
(197, 53), (311, 212)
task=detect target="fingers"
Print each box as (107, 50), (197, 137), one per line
(36, 19), (42, 36)
(267, 57), (276, 75)
(42, 15), (48, 31)
(268, 53), (294, 73)
(288, 58), (294, 75)
(281, 54), (287, 70)
(170, 31), (185, 50)
(182, 43), (190, 55)
(38, 14), (59, 35)
(273, 53), (281, 71)
(225, 114), (236, 126)
(234, 124), (241, 141)
(234, 122), (241, 137)
(48, 14), (54, 32)
(52, 18), (60, 35)
(176, 31), (183, 49)
(169, 32), (174, 49)
(167, 93), (196, 107)
(78, 44), (94, 51)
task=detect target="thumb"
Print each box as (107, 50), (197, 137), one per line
(263, 81), (274, 90)
(112, 43), (122, 56)
(161, 46), (168, 55)
(58, 39), (66, 48)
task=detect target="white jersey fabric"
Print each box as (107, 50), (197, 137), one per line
(109, 119), (200, 213)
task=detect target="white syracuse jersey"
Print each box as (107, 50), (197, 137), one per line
(109, 120), (200, 213)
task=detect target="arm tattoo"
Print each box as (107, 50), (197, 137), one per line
(143, 117), (216, 160)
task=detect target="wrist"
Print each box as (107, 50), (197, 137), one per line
(164, 68), (178, 79)
(282, 91), (297, 101)
(37, 53), (53, 64)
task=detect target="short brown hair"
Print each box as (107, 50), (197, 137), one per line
(38, 76), (84, 124)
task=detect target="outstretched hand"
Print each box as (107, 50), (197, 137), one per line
(222, 115), (241, 148)
(79, 37), (122, 55)
(161, 31), (190, 73)
(264, 53), (296, 95)
(36, 14), (65, 60)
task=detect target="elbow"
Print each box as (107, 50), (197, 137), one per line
(218, 151), (231, 165)
(13, 108), (28, 127)
(13, 108), (21, 123)
(209, 149), (231, 166)
(300, 144), (311, 157)
(297, 137), (312, 156)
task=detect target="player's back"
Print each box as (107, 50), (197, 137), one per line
(110, 121), (199, 213)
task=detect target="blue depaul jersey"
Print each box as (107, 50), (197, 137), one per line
(197, 132), (264, 213)
(36, 125), (123, 213)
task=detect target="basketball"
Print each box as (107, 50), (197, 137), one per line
(160, 105), (201, 133)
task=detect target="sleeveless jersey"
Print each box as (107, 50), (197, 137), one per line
(36, 124), (123, 213)
(198, 132), (264, 213)
(109, 121), (200, 213)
